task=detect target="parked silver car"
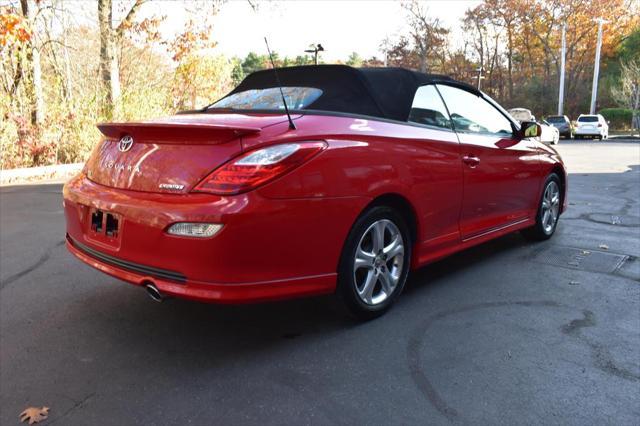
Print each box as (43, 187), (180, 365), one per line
(546, 115), (573, 139)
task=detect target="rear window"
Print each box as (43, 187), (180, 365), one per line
(508, 109), (533, 122)
(546, 116), (566, 123)
(209, 87), (322, 111)
(578, 116), (598, 122)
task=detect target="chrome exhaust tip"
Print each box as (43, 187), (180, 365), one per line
(145, 283), (163, 302)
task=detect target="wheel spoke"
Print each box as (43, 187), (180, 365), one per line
(358, 271), (377, 304)
(372, 221), (386, 253)
(383, 234), (404, 259)
(378, 269), (394, 295)
(542, 210), (550, 227)
(355, 247), (375, 270)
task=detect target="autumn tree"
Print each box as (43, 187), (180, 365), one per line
(167, 3), (230, 110)
(97, 0), (148, 118)
(0, 8), (31, 110)
(1, 0), (46, 125)
(402, 0), (449, 73)
(452, 0), (639, 115)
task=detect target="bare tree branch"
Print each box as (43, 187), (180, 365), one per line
(115, 0), (148, 39)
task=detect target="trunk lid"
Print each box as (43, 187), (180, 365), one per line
(85, 113), (292, 194)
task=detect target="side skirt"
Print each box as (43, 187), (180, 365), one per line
(412, 217), (535, 269)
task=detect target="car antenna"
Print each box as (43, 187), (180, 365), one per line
(263, 37), (296, 130)
(246, 1), (295, 130)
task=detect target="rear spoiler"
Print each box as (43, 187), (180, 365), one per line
(96, 122), (261, 144)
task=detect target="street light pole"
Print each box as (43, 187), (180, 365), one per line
(557, 24), (566, 115)
(304, 44), (325, 65)
(590, 18), (608, 114)
(476, 67), (484, 90)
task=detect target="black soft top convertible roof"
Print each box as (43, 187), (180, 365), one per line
(223, 65), (480, 122)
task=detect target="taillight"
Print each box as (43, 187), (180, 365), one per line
(193, 141), (327, 195)
(598, 123), (602, 127)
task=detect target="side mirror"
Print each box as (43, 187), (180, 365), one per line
(520, 121), (541, 138)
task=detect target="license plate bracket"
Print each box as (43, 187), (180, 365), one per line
(88, 208), (122, 247)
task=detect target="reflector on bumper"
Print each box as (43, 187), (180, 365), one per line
(167, 223), (223, 238)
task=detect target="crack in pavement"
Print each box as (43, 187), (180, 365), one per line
(48, 392), (95, 425)
(406, 300), (638, 423)
(0, 240), (65, 290)
(561, 310), (640, 382)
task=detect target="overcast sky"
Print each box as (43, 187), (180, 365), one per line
(151, 0), (482, 61)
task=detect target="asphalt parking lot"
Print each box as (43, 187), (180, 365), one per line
(1, 140), (639, 425)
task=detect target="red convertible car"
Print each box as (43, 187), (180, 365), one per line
(63, 65), (566, 318)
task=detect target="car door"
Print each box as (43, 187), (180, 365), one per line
(436, 84), (541, 240)
(405, 84), (464, 253)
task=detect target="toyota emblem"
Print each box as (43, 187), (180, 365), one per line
(118, 135), (134, 152)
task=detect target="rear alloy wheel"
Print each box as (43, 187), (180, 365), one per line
(337, 206), (411, 320)
(522, 174), (561, 241)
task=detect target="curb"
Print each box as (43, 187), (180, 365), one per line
(0, 163), (84, 186)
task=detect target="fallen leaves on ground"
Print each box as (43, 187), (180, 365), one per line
(19, 407), (49, 424)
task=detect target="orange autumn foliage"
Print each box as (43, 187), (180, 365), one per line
(0, 12), (31, 47)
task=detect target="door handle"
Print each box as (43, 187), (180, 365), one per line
(462, 155), (480, 167)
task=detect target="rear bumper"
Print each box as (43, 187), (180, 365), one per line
(63, 174), (369, 303)
(575, 128), (603, 136)
(66, 235), (335, 303)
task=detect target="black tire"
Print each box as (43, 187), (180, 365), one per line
(336, 205), (411, 320)
(522, 173), (562, 241)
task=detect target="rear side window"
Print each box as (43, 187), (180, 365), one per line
(578, 116), (598, 122)
(210, 87), (322, 110)
(436, 85), (513, 136)
(408, 85), (452, 130)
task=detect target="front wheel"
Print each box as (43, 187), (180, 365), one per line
(336, 206), (411, 320)
(522, 174), (561, 241)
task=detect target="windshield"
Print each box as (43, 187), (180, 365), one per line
(546, 116), (566, 123)
(578, 116), (598, 122)
(209, 87), (323, 111)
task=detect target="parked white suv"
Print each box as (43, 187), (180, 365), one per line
(575, 114), (609, 140)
